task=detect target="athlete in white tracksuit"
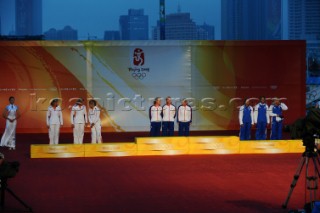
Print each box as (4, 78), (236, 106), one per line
(88, 100), (102, 143)
(71, 99), (88, 144)
(177, 99), (192, 136)
(46, 99), (63, 145)
(162, 96), (176, 136)
(149, 97), (162, 137)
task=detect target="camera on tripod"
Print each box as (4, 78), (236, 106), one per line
(0, 153), (20, 179)
(287, 108), (320, 152)
(0, 153), (31, 212)
(283, 108), (320, 212)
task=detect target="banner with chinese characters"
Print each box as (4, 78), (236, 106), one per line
(0, 40), (305, 132)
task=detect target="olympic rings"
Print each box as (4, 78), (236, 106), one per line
(131, 72), (147, 80)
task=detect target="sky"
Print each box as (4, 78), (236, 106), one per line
(42, 0), (220, 39)
(0, 0), (220, 39)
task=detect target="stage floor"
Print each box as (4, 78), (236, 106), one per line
(0, 139), (306, 213)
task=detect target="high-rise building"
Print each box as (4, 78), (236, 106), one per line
(165, 12), (197, 40)
(221, 0), (281, 40)
(289, 0), (320, 84)
(152, 13), (214, 40)
(44, 28), (57, 40)
(119, 9), (149, 40)
(197, 23), (215, 40)
(288, 0), (320, 40)
(57, 26), (77, 40)
(15, 0), (42, 36)
(0, 0), (15, 35)
(104, 31), (120, 40)
(44, 26), (78, 40)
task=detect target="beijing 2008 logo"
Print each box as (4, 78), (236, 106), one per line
(133, 48), (144, 66)
(128, 48), (150, 80)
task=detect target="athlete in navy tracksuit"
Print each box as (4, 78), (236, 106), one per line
(269, 98), (288, 140)
(149, 97), (162, 137)
(254, 96), (270, 140)
(162, 96), (176, 136)
(239, 99), (254, 140)
(177, 99), (192, 136)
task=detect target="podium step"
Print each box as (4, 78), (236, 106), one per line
(31, 144), (85, 158)
(85, 143), (137, 157)
(136, 137), (188, 155)
(30, 137), (305, 158)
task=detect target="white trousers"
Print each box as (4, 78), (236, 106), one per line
(73, 123), (85, 144)
(0, 120), (16, 148)
(91, 123), (102, 144)
(49, 124), (60, 145)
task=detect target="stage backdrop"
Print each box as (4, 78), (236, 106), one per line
(0, 41), (305, 133)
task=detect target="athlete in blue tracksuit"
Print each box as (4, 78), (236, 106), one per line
(269, 98), (288, 140)
(149, 97), (162, 137)
(254, 96), (270, 140)
(239, 99), (254, 140)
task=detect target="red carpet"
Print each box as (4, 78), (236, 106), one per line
(0, 134), (307, 213)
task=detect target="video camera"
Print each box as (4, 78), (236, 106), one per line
(0, 153), (20, 179)
(288, 108), (320, 152)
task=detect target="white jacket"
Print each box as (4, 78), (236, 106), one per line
(46, 106), (63, 125)
(269, 103), (288, 122)
(71, 105), (88, 124)
(238, 105), (254, 125)
(177, 105), (192, 122)
(149, 105), (162, 122)
(162, 104), (176, 122)
(89, 106), (101, 125)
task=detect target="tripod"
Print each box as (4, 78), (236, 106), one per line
(282, 150), (320, 211)
(0, 178), (32, 212)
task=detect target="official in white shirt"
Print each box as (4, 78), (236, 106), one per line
(88, 100), (102, 144)
(71, 98), (88, 144)
(149, 97), (162, 137)
(162, 96), (176, 136)
(177, 99), (192, 136)
(47, 99), (63, 145)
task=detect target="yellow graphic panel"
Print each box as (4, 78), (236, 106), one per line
(31, 144), (85, 158)
(289, 140), (304, 153)
(136, 137), (189, 151)
(239, 141), (291, 154)
(84, 143), (137, 157)
(189, 136), (240, 154)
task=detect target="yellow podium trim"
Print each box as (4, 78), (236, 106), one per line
(30, 137), (304, 158)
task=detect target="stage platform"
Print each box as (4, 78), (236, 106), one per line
(30, 136), (305, 158)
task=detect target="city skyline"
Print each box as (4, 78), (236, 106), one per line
(0, 0), (219, 39)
